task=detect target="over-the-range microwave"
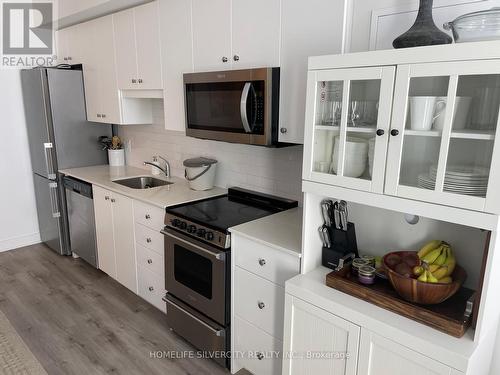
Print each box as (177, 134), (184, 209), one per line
(184, 67), (289, 147)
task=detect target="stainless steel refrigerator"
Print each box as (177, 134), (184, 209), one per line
(21, 67), (111, 255)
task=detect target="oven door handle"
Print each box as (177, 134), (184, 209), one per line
(161, 229), (226, 261)
(240, 82), (253, 133)
(163, 294), (225, 337)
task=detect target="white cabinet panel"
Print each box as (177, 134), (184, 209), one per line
(111, 193), (137, 293)
(136, 243), (164, 277)
(192, 0), (231, 71)
(134, 223), (164, 255)
(231, 0), (280, 69)
(280, 0), (347, 143)
(282, 295), (360, 375)
(134, 1), (163, 90)
(93, 186), (116, 278)
(358, 330), (453, 375)
(159, 0), (193, 132)
(134, 200), (164, 230)
(113, 9), (137, 90)
(137, 265), (166, 312)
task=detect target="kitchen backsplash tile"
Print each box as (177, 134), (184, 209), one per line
(118, 100), (304, 202)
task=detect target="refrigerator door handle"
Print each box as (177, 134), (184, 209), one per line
(44, 143), (56, 179)
(49, 182), (61, 218)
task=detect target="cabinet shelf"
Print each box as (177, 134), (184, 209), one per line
(404, 130), (442, 137)
(315, 125), (340, 131)
(315, 125), (377, 134)
(450, 129), (495, 141)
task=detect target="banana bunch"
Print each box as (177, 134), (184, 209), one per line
(413, 240), (456, 284)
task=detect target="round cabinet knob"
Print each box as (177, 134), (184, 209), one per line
(376, 129), (385, 136)
(132, 79), (137, 83)
(104, 196), (110, 201)
(280, 127), (287, 134)
(258, 258), (266, 266)
(257, 352), (264, 360)
(146, 238), (152, 243)
(145, 214), (151, 220)
(222, 56), (228, 63)
(390, 129), (400, 136)
(205, 232), (214, 241)
(188, 225), (197, 234)
(197, 228), (206, 237)
(102, 114), (106, 118)
(180, 221), (187, 230)
(233, 55), (240, 61)
(258, 301), (265, 309)
(138, 79), (143, 83)
(110, 198), (115, 203)
(148, 286), (154, 292)
(147, 259), (153, 264)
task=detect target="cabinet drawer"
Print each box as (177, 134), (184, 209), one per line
(135, 223), (164, 255)
(234, 316), (282, 375)
(134, 200), (164, 230)
(137, 266), (166, 313)
(234, 235), (300, 286)
(136, 243), (164, 277)
(235, 267), (285, 339)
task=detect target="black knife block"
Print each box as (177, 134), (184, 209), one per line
(322, 222), (358, 271)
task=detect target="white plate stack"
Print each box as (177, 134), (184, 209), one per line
(331, 136), (368, 178)
(417, 165), (489, 197)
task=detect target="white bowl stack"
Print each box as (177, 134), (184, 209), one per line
(332, 136), (368, 178)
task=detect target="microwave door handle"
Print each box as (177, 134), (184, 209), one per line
(240, 82), (252, 133)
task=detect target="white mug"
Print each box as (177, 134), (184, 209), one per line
(409, 97), (445, 131)
(433, 96), (472, 130)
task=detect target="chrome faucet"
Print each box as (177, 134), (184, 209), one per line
(144, 156), (170, 178)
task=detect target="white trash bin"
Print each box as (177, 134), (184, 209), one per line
(183, 157), (217, 191)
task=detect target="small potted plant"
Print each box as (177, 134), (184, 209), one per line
(100, 136), (125, 166)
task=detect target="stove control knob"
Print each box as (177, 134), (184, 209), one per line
(205, 232), (214, 241)
(180, 221), (187, 230)
(197, 228), (206, 237)
(171, 219), (180, 227)
(188, 225), (197, 234)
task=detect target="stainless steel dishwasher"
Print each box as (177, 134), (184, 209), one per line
(64, 176), (98, 267)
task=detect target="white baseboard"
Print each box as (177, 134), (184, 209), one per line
(0, 232), (41, 253)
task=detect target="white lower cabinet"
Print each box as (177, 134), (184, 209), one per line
(93, 186), (137, 293)
(282, 295), (360, 375)
(358, 330), (456, 375)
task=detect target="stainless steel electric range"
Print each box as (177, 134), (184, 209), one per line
(161, 187), (298, 367)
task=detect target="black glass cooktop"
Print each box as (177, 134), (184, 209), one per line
(166, 187), (298, 233)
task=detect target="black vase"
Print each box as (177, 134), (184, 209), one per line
(393, 0), (452, 48)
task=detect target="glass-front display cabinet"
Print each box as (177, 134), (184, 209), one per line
(302, 67), (396, 193)
(385, 61), (500, 213)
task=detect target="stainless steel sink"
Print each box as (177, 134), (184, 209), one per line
(113, 176), (173, 189)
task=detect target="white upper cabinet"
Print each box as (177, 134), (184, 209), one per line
(192, 0), (231, 71)
(231, 0), (280, 69)
(56, 23), (86, 65)
(113, 1), (163, 90)
(279, 0), (348, 144)
(159, 0), (193, 132)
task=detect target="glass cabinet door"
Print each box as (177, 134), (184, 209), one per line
(303, 66), (395, 193)
(386, 61), (500, 213)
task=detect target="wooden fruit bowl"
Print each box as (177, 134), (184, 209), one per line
(382, 251), (467, 305)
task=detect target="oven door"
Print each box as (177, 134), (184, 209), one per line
(184, 68), (278, 146)
(162, 227), (228, 325)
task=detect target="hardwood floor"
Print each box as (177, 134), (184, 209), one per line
(0, 244), (248, 375)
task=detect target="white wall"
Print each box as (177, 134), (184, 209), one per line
(118, 101), (304, 203)
(0, 71), (40, 251)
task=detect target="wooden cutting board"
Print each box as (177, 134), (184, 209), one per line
(325, 270), (475, 337)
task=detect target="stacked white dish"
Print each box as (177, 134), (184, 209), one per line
(417, 165), (489, 197)
(332, 136), (368, 178)
(368, 138), (375, 177)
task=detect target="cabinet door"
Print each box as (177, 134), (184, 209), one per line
(159, 0), (193, 132)
(279, 0), (347, 144)
(192, 0), (231, 71)
(358, 330), (453, 375)
(385, 61), (500, 214)
(303, 66), (395, 193)
(111, 193), (137, 293)
(231, 0), (280, 69)
(79, 21), (102, 123)
(113, 8), (138, 90)
(134, 1), (163, 89)
(94, 16), (122, 124)
(93, 186), (116, 278)
(282, 295), (360, 375)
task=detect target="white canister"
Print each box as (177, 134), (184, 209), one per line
(183, 157), (217, 191)
(108, 149), (125, 167)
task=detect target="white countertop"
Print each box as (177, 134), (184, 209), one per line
(229, 207), (303, 257)
(60, 165), (227, 209)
